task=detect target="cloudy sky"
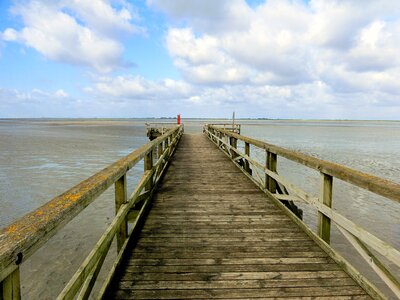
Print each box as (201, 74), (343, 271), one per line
(1, 0), (400, 119)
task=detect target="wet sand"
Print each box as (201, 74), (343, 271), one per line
(0, 119), (398, 299)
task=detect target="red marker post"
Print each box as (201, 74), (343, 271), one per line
(177, 114), (181, 125)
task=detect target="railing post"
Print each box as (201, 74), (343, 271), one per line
(144, 150), (154, 192)
(265, 151), (277, 192)
(158, 141), (163, 159)
(165, 136), (169, 149)
(229, 137), (238, 159)
(244, 142), (251, 173)
(1, 268), (21, 300)
(269, 152), (277, 193)
(318, 172), (333, 243)
(115, 174), (127, 252)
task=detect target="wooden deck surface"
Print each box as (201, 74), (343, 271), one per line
(106, 134), (371, 299)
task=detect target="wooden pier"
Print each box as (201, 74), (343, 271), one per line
(0, 124), (399, 299)
(105, 134), (370, 299)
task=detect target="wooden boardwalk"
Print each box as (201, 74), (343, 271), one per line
(106, 134), (371, 299)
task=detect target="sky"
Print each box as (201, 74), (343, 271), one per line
(1, 0), (400, 119)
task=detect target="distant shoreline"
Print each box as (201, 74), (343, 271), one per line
(0, 118), (399, 122)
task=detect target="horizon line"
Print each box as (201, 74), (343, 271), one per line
(0, 117), (399, 122)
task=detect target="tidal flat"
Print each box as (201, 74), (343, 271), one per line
(0, 119), (398, 299)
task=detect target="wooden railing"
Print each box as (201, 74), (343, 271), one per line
(145, 122), (181, 140)
(0, 125), (184, 299)
(205, 123), (241, 134)
(204, 124), (400, 299)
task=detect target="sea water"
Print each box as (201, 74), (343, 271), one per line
(0, 119), (398, 299)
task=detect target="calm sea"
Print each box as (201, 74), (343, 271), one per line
(0, 119), (399, 299)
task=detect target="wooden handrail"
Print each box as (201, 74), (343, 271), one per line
(204, 124), (400, 299)
(208, 123), (241, 132)
(208, 125), (400, 203)
(0, 125), (183, 285)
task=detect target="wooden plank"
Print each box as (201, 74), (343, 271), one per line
(117, 277), (357, 289)
(130, 251), (328, 259)
(244, 142), (251, 173)
(98, 132), (182, 300)
(141, 221), (302, 227)
(132, 245), (323, 253)
(134, 236), (308, 245)
(105, 134), (371, 300)
(98, 194), (153, 300)
(120, 263), (343, 273)
(230, 137), (238, 159)
(138, 232), (308, 238)
(126, 257), (333, 266)
(274, 193), (302, 201)
(137, 232), (308, 242)
(157, 142), (163, 159)
(1, 268), (20, 300)
(115, 174), (127, 252)
(97, 235), (130, 300)
(144, 150), (153, 192)
(338, 226), (400, 298)
(140, 228), (304, 233)
(141, 221), (299, 227)
(76, 246), (108, 300)
(57, 168), (156, 299)
(318, 173), (333, 244)
(268, 151), (277, 192)
(229, 138), (400, 271)
(144, 213), (288, 219)
(118, 270), (349, 281)
(113, 286), (368, 299)
(148, 209), (282, 214)
(208, 131), (383, 300)
(146, 212), (285, 217)
(298, 193), (400, 268)
(135, 241), (321, 249)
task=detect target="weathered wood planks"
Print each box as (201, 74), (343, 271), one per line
(105, 134), (371, 299)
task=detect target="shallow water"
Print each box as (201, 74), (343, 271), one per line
(240, 120), (400, 299)
(0, 119), (399, 299)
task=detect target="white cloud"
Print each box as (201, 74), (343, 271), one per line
(82, 72), (399, 119)
(308, 1), (368, 50)
(162, 1), (314, 86)
(68, 0), (141, 37)
(166, 28), (251, 84)
(0, 87), (71, 105)
(147, 0), (251, 33)
(55, 89), (68, 98)
(345, 21), (400, 72)
(89, 75), (194, 100)
(72, 0), (400, 119)
(3, 0), (400, 119)
(2, 0), (142, 72)
(150, 0), (400, 114)
(0, 87), (93, 117)
(2, 28), (18, 41)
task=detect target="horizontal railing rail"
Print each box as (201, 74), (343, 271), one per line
(204, 124), (399, 300)
(205, 123), (241, 134)
(145, 122), (178, 128)
(0, 125), (184, 299)
(145, 122), (181, 138)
